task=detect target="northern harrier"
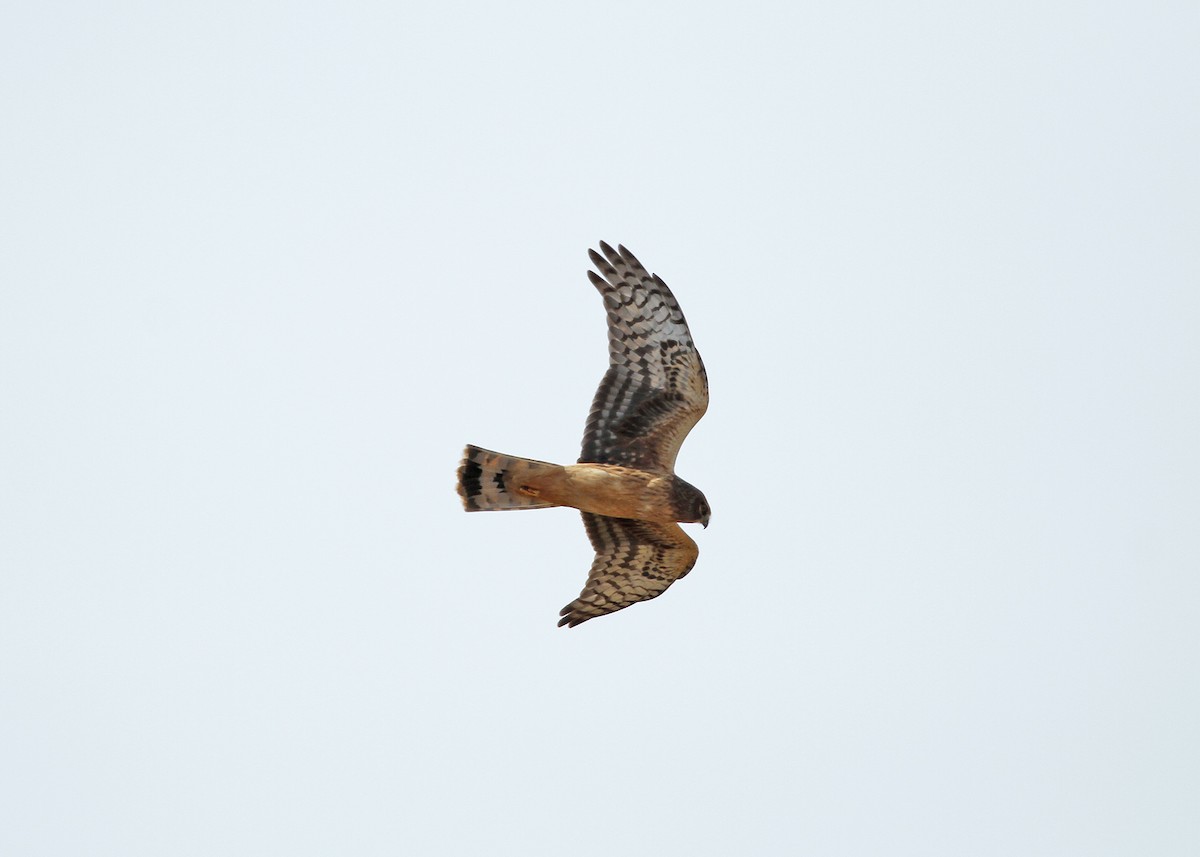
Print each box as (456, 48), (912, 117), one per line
(457, 242), (710, 627)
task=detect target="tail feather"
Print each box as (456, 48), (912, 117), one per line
(457, 445), (562, 511)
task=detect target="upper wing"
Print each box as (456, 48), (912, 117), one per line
(579, 242), (708, 471)
(558, 513), (699, 628)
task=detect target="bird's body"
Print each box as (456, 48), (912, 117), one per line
(457, 242), (710, 627)
(461, 449), (701, 524)
(511, 462), (679, 523)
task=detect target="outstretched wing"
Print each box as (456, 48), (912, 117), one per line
(580, 242), (708, 471)
(558, 513), (699, 628)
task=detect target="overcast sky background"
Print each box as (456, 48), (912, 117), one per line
(2, 2), (1198, 855)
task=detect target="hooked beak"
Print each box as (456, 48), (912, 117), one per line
(701, 513), (710, 529)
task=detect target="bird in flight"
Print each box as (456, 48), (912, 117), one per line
(457, 242), (710, 627)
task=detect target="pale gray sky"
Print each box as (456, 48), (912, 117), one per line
(2, 2), (1198, 855)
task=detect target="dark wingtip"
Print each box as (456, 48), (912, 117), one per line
(617, 244), (647, 272)
(589, 246), (619, 281)
(558, 604), (590, 628)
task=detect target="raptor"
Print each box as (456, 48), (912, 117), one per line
(457, 242), (710, 627)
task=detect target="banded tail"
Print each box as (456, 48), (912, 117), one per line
(457, 445), (563, 512)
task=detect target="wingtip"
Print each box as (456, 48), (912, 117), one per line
(588, 246), (619, 284)
(558, 605), (590, 628)
(617, 244), (646, 271)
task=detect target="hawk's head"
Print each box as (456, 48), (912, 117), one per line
(671, 478), (711, 529)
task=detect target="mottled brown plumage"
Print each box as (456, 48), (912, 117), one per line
(457, 242), (710, 627)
